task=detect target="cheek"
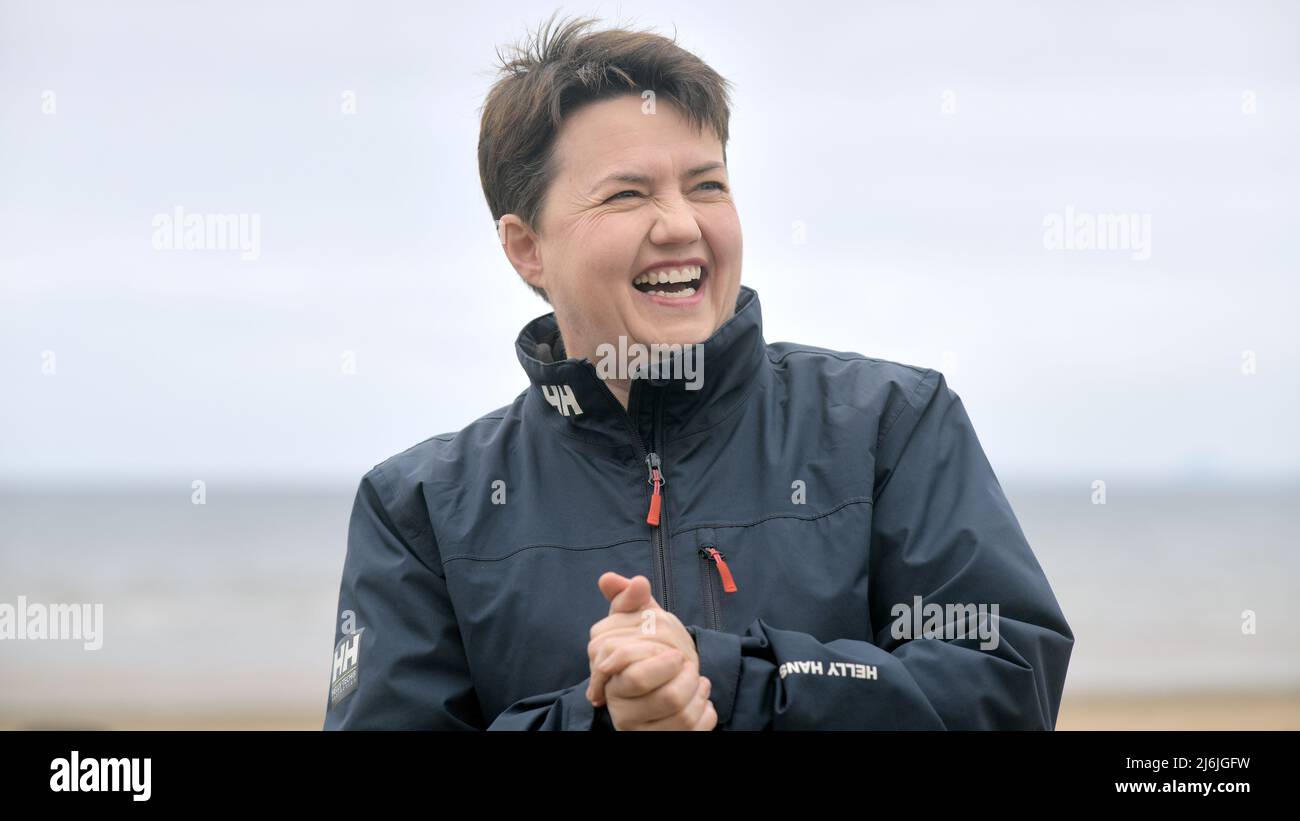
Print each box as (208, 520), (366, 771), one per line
(700, 207), (741, 251)
(571, 232), (636, 288)
(549, 240), (624, 298)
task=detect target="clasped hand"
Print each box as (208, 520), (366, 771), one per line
(585, 572), (717, 731)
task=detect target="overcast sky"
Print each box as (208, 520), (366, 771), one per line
(2, 0), (1297, 487)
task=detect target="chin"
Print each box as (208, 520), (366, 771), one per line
(642, 318), (715, 348)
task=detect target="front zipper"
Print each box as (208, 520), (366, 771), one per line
(645, 452), (663, 526)
(647, 390), (671, 613)
(608, 378), (673, 613)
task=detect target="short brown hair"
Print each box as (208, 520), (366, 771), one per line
(477, 12), (735, 302)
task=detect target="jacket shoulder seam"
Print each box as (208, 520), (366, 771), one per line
(877, 368), (939, 446)
(428, 415), (507, 445)
(767, 347), (931, 376)
(368, 416), (508, 471)
(363, 461), (445, 580)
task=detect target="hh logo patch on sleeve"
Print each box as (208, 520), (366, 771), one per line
(330, 628), (365, 706)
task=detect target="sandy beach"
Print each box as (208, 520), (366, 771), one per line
(5, 691), (1298, 731)
(1055, 691), (1300, 731)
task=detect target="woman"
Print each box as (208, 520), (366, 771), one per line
(323, 13), (1073, 730)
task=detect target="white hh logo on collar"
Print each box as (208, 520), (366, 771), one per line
(541, 384), (583, 416)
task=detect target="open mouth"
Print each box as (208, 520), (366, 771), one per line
(632, 264), (709, 300)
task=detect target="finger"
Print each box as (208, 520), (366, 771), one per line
(589, 610), (661, 641)
(608, 575), (657, 615)
(613, 659), (700, 727)
(590, 605), (685, 649)
(605, 647), (686, 701)
(638, 675), (712, 731)
(674, 677), (716, 731)
(588, 638), (668, 706)
(588, 627), (667, 700)
(589, 641), (674, 706)
(692, 698), (718, 731)
(588, 625), (663, 671)
(597, 572), (632, 604)
(615, 654), (698, 723)
(597, 638), (674, 677)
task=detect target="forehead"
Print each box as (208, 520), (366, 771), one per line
(550, 94), (722, 182)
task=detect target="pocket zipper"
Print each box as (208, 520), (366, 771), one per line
(701, 546), (738, 593)
(699, 546), (737, 633)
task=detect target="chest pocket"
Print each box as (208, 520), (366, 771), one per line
(678, 499), (875, 643)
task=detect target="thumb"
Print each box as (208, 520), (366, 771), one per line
(597, 571), (633, 604)
(608, 574), (658, 615)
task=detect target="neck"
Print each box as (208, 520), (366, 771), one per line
(603, 376), (631, 411)
(555, 324), (635, 410)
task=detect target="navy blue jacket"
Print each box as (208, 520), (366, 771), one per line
(323, 285), (1073, 730)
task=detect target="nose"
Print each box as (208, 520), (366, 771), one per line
(648, 194), (703, 246)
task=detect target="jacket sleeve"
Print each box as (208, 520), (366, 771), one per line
(487, 685), (616, 730)
(685, 369), (1074, 730)
(323, 467), (484, 729)
(323, 465), (615, 730)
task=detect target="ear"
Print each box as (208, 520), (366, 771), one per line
(498, 214), (546, 293)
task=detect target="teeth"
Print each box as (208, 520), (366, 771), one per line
(633, 265), (702, 286)
(647, 286), (696, 299)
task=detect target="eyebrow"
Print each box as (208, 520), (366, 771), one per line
(588, 162), (726, 194)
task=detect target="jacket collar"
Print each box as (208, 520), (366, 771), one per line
(515, 285), (769, 451)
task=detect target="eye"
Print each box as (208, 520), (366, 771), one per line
(698, 181), (728, 192)
(607, 190), (643, 202)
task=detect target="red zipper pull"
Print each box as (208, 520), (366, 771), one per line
(703, 547), (738, 593)
(645, 452), (663, 526)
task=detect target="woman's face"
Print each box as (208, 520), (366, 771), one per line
(512, 93), (742, 364)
